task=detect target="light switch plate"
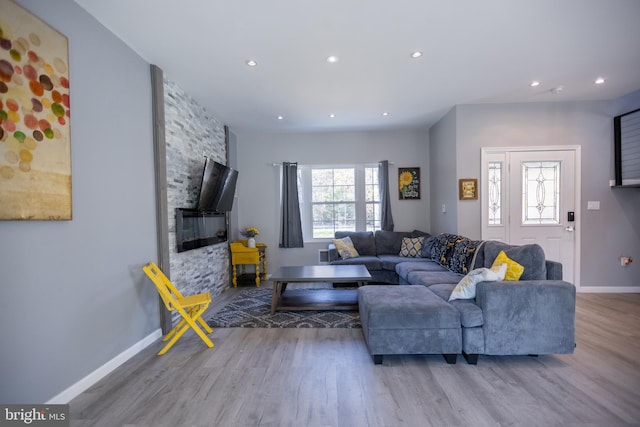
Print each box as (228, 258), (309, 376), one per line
(587, 201), (600, 210)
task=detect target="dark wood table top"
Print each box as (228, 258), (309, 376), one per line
(270, 265), (371, 282)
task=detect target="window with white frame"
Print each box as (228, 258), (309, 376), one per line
(298, 164), (381, 240)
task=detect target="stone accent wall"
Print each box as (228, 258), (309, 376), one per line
(163, 77), (229, 300)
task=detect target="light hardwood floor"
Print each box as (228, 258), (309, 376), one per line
(70, 287), (640, 427)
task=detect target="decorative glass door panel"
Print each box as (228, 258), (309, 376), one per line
(488, 161), (502, 225)
(522, 161), (560, 225)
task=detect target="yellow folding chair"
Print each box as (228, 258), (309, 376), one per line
(142, 261), (214, 355)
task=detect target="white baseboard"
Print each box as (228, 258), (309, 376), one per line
(577, 286), (640, 293)
(46, 329), (162, 404)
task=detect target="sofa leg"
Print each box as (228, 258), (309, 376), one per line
(442, 354), (457, 364)
(463, 352), (478, 365)
(372, 354), (383, 365)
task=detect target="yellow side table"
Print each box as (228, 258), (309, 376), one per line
(230, 240), (267, 287)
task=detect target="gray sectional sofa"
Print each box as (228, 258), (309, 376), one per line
(329, 231), (576, 365)
(328, 230), (432, 283)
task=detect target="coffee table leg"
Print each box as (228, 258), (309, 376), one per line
(271, 281), (280, 315)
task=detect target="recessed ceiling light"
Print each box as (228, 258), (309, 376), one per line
(530, 80), (541, 87)
(329, 113), (336, 118)
(410, 51), (423, 59)
(277, 115), (284, 120)
(326, 55), (339, 63)
(246, 59), (257, 67)
(550, 86), (564, 94)
(595, 77), (606, 84)
(382, 112), (389, 117)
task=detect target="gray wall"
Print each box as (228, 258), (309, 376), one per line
(429, 96), (640, 289)
(0, 0), (157, 403)
(428, 107), (458, 234)
(233, 129), (430, 272)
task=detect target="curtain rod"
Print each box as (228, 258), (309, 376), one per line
(271, 161), (394, 167)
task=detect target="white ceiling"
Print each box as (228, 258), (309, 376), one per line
(73, 0), (640, 133)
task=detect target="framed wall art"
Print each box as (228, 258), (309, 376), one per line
(398, 167), (420, 200)
(459, 178), (478, 200)
(0, 1), (72, 220)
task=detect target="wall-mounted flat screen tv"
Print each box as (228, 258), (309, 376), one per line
(197, 158), (238, 212)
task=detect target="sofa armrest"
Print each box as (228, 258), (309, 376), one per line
(475, 280), (576, 355)
(328, 243), (341, 262)
(546, 260), (563, 280)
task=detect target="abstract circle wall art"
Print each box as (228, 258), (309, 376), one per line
(0, 1), (71, 220)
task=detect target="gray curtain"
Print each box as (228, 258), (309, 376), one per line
(379, 160), (394, 231)
(279, 162), (304, 248)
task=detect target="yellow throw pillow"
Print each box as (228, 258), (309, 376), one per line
(491, 250), (524, 281)
(332, 236), (360, 260)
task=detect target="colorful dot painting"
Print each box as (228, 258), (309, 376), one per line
(0, 1), (72, 220)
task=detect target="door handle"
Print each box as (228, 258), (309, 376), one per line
(564, 226), (574, 232)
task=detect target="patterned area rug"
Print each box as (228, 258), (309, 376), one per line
(207, 287), (361, 328)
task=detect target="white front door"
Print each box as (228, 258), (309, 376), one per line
(481, 147), (580, 285)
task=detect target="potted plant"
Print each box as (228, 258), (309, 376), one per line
(242, 227), (260, 248)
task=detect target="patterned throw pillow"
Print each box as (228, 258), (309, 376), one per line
(399, 237), (425, 257)
(491, 250), (524, 281)
(332, 236), (360, 259)
(449, 263), (507, 301)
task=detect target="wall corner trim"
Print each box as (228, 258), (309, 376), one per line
(45, 329), (163, 404)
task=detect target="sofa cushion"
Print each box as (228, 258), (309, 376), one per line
(335, 231), (376, 256)
(448, 264), (507, 301)
(411, 229), (431, 238)
(406, 270), (464, 287)
(359, 285), (460, 330)
(421, 235), (436, 258)
(377, 254), (422, 271)
(450, 300), (485, 328)
(491, 250), (524, 281)
(546, 260), (563, 280)
(331, 255), (382, 271)
(332, 236), (359, 259)
(396, 260), (448, 278)
(483, 241), (547, 280)
(374, 230), (413, 255)
(399, 236), (425, 257)
(428, 283), (485, 328)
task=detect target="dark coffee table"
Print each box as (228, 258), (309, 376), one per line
(269, 265), (371, 314)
